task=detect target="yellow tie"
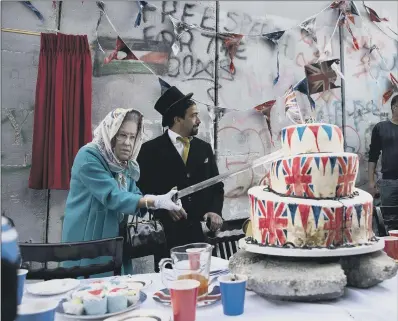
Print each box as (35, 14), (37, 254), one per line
(177, 137), (190, 164)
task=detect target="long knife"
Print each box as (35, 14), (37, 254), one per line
(172, 149), (283, 201)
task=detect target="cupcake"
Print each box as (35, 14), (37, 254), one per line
(125, 288), (140, 306)
(82, 289), (107, 315)
(62, 298), (84, 315)
(107, 287), (128, 313)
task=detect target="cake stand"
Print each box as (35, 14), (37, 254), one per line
(238, 238), (385, 258)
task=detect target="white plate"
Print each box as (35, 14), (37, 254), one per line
(104, 309), (170, 321)
(27, 279), (80, 296)
(110, 276), (153, 290)
(239, 238), (385, 257)
(56, 292), (147, 320)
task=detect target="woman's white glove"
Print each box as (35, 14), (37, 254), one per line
(152, 189), (182, 211)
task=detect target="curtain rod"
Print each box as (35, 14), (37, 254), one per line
(1, 27), (58, 36)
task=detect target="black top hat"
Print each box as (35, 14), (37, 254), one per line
(154, 86), (193, 127)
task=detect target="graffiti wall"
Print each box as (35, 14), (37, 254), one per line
(1, 1), (397, 251)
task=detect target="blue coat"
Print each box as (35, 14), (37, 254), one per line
(61, 145), (142, 276)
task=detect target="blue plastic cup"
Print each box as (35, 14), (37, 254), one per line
(17, 269), (28, 305)
(16, 299), (58, 321)
(219, 274), (248, 316)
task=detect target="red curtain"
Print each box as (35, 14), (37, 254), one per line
(29, 33), (92, 190)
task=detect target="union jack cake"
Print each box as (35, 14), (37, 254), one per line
(248, 187), (373, 248)
(248, 123), (374, 248)
(281, 123), (344, 156)
(269, 152), (359, 198)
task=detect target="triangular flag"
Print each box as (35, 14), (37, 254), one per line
(254, 100), (277, 146)
(221, 33), (244, 74)
(312, 205), (322, 228)
(300, 17), (317, 43)
(350, 1), (359, 16)
(288, 204), (298, 225)
(158, 78), (171, 95)
(294, 78), (316, 110)
(104, 37), (138, 64)
(382, 73), (398, 104)
(364, 4), (388, 22)
(21, 1), (44, 22)
(262, 31), (285, 85)
(169, 16), (196, 56)
(284, 86), (303, 124)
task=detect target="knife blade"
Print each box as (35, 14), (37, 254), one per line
(172, 149), (283, 202)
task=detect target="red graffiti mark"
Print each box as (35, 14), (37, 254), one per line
(352, 53), (372, 78)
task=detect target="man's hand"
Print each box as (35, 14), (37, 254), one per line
(369, 181), (379, 198)
(204, 212), (223, 231)
(168, 207), (188, 222)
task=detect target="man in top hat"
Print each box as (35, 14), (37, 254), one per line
(137, 86), (224, 255)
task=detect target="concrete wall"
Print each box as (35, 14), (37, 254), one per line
(1, 1), (397, 269)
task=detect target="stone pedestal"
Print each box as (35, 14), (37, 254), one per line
(228, 249), (398, 301)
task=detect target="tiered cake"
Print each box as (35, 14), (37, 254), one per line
(248, 123), (374, 248)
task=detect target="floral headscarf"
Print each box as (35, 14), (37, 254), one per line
(87, 108), (144, 190)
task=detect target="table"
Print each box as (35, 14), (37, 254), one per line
(22, 257), (398, 321)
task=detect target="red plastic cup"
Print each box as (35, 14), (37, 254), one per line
(388, 230), (398, 237)
(381, 236), (398, 260)
(169, 279), (200, 321)
(186, 248), (203, 270)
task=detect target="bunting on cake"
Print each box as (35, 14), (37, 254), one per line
(304, 59), (340, 95)
(220, 33), (244, 74)
(262, 31), (285, 85)
(104, 37), (138, 64)
(382, 73), (398, 104)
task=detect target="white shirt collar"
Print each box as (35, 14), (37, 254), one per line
(168, 129), (192, 144)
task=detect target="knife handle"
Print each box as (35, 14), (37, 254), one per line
(172, 191), (179, 203)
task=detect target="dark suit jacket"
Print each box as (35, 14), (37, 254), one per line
(137, 131), (224, 251)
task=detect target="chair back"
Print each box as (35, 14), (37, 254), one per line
(206, 232), (245, 260)
(19, 237), (123, 280)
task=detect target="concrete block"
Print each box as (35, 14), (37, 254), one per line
(229, 250), (347, 301)
(340, 250), (398, 288)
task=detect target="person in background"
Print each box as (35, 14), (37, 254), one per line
(137, 86), (224, 256)
(368, 95), (398, 231)
(1, 216), (20, 321)
(61, 108), (181, 276)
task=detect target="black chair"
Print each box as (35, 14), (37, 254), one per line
(19, 237), (123, 280)
(206, 232), (245, 260)
(373, 206), (388, 237)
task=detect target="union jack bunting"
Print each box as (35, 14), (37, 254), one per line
(337, 156), (358, 196)
(158, 77), (171, 95)
(304, 59), (340, 95)
(382, 73), (398, 104)
(104, 37), (138, 64)
(257, 200), (288, 245)
(282, 157), (315, 198)
(284, 86), (303, 124)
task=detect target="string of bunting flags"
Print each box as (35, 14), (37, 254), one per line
(19, 0), (397, 131)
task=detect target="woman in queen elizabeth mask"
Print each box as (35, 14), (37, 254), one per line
(61, 108), (181, 275)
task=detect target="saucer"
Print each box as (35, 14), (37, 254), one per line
(153, 285), (221, 308)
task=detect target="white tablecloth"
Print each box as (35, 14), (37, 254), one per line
(23, 257), (398, 321)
